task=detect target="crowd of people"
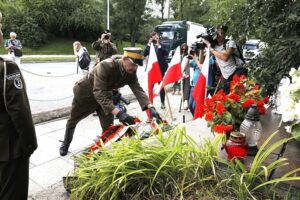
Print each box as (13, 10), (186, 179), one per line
(0, 8), (247, 197)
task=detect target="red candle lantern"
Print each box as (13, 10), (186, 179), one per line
(225, 131), (248, 160)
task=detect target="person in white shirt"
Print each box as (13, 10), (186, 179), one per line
(4, 32), (22, 66)
(73, 41), (91, 75)
(203, 24), (244, 94)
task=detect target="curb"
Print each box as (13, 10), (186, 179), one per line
(32, 93), (138, 124)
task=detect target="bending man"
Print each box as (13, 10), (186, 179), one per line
(59, 47), (162, 156)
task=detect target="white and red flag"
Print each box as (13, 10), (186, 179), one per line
(154, 46), (181, 95)
(145, 43), (163, 103)
(192, 49), (210, 119)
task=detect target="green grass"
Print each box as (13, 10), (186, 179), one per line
(0, 37), (145, 59)
(68, 126), (300, 200)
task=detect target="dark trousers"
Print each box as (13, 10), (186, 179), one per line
(188, 86), (196, 116)
(0, 157), (29, 200)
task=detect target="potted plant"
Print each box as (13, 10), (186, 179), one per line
(201, 74), (269, 134)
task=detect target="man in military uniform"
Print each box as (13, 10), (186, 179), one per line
(59, 47), (162, 156)
(91, 29), (118, 63)
(0, 12), (38, 199)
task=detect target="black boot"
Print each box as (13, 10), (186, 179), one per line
(59, 128), (75, 156)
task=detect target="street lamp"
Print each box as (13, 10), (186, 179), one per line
(240, 104), (262, 156)
(107, 0), (110, 30)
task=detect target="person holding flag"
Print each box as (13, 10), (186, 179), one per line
(144, 31), (169, 109)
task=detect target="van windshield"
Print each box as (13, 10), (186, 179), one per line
(159, 31), (175, 40)
(244, 44), (258, 50)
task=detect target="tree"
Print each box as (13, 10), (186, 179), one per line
(171, 0), (209, 22)
(151, 0), (167, 21)
(111, 0), (149, 47)
(229, 0), (300, 96)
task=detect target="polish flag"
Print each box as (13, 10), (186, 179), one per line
(154, 46), (181, 95)
(192, 49), (210, 119)
(145, 43), (163, 103)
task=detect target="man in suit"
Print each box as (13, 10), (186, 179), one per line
(59, 47), (162, 156)
(0, 11), (38, 200)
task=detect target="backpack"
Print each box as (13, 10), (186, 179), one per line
(223, 39), (245, 64)
(78, 48), (91, 70)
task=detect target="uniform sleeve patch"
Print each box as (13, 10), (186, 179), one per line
(6, 72), (23, 89)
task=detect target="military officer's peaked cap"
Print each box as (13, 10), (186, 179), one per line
(123, 47), (144, 66)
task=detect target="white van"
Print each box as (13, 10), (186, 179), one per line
(243, 39), (266, 60)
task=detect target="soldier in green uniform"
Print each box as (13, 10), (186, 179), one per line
(0, 11), (38, 199)
(91, 29), (118, 63)
(59, 47), (162, 156)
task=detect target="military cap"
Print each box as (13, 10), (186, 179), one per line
(123, 47), (144, 66)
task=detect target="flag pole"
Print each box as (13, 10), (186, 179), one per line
(164, 86), (174, 121)
(181, 78), (185, 123)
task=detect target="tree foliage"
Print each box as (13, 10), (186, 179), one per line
(230, 0), (300, 96)
(111, 0), (149, 46)
(1, 0), (103, 47)
(171, 0), (209, 22)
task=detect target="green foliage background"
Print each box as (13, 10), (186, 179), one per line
(1, 0), (299, 95)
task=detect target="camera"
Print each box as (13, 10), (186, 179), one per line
(192, 26), (217, 50)
(152, 39), (157, 44)
(103, 34), (110, 40)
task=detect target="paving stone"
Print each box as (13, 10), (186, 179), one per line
(30, 135), (61, 166)
(30, 158), (73, 189)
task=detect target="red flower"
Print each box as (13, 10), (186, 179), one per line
(205, 98), (215, 107)
(224, 125), (233, 132)
(242, 99), (255, 108)
(216, 103), (226, 115)
(264, 96), (269, 103)
(254, 84), (260, 90)
(256, 100), (264, 107)
(213, 124), (225, 133)
(228, 93), (241, 102)
(258, 106), (266, 115)
(205, 111), (214, 121)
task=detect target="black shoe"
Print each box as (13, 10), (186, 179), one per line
(59, 142), (70, 156)
(59, 128), (75, 156)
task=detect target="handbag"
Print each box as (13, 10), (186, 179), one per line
(14, 48), (23, 57)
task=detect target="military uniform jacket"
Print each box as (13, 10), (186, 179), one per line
(76, 58), (150, 115)
(0, 58), (37, 161)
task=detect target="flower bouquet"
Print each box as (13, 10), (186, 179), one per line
(201, 74), (269, 134)
(276, 68), (300, 139)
